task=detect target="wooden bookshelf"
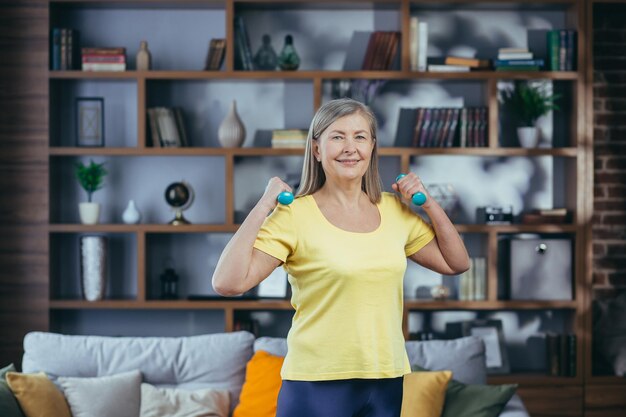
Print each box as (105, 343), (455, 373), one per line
(45, 0), (592, 410)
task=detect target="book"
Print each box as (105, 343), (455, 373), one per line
(497, 52), (533, 60)
(417, 21), (428, 71)
(410, 17), (419, 71)
(498, 47), (529, 54)
(427, 64), (470, 72)
(495, 59), (544, 67)
(82, 63), (126, 71)
(445, 56), (491, 68)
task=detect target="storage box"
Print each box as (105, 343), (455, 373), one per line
(510, 237), (573, 300)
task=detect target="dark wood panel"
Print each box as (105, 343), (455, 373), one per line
(517, 386), (583, 417)
(585, 385), (626, 417)
(0, 0), (49, 368)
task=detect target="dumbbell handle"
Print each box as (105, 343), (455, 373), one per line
(277, 191), (294, 205)
(396, 174), (427, 206)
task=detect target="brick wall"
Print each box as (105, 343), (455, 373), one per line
(593, 4), (626, 296)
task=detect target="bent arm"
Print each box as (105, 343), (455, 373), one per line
(409, 199), (470, 275)
(212, 202), (282, 296)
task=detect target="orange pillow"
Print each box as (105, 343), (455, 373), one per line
(6, 371), (72, 417)
(233, 350), (284, 417)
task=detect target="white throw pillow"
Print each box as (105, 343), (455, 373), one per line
(58, 369), (142, 417)
(140, 383), (230, 417)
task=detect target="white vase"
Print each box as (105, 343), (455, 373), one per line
(79, 202), (101, 225)
(517, 126), (539, 148)
(218, 100), (246, 148)
(122, 199), (141, 224)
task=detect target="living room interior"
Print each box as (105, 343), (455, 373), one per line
(1, 0), (625, 416)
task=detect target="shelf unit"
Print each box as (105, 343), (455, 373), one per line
(47, 0), (593, 412)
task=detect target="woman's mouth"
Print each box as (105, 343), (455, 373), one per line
(337, 159), (360, 166)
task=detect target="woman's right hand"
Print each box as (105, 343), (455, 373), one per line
(258, 177), (293, 211)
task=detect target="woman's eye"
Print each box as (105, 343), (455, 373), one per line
(356, 135), (367, 140)
(332, 136), (343, 140)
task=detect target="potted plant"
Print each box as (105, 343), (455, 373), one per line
(499, 81), (560, 148)
(75, 159), (107, 224)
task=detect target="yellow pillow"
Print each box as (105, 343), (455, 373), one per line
(401, 370), (452, 417)
(6, 371), (72, 417)
(233, 350), (284, 417)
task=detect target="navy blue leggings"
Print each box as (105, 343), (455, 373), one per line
(275, 377), (403, 417)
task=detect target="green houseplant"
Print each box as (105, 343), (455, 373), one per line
(499, 81), (560, 148)
(75, 160), (107, 224)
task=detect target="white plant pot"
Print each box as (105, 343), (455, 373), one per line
(517, 126), (539, 148)
(79, 202), (101, 225)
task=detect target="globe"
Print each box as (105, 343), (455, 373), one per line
(165, 182), (190, 208)
(164, 181), (194, 225)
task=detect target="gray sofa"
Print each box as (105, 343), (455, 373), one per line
(22, 331), (529, 417)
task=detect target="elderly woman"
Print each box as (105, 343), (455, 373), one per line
(212, 98), (469, 417)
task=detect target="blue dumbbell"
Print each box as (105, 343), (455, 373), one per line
(395, 174), (427, 206)
(277, 191), (294, 205)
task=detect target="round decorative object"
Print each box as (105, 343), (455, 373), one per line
(430, 285), (450, 301)
(278, 34), (300, 71)
(164, 181), (195, 225)
(218, 100), (246, 148)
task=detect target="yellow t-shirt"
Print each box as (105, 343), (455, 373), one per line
(253, 191), (435, 381)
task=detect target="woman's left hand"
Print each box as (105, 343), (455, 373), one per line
(392, 172), (432, 208)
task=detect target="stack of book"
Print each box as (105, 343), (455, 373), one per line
(271, 129), (308, 148)
(361, 31), (400, 71)
(81, 47), (126, 72)
(494, 47), (544, 72)
(427, 56), (491, 72)
(521, 208), (572, 224)
(458, 257), (487, 301)
(547, 30), (577, 71)
(51, 28), (80, 70)
(410, 107), (488, 148)
(546, 333), (576, 377)
(147, 107), (189, 148)
(204, 38), (226, 71)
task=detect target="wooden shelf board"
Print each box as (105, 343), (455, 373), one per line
(48, 224), (238, 233)
(586, 376), (626, 385)
(488, 374), (582, 386)
(49, 299), (294, 309)
(48, 146), (579, 157)
(404, 300), (578, 310)
(49, 70), (579, 81)
(50, 299), (578, 311)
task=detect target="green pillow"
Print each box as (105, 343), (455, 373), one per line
(412, 365), (517, 417)
(0, 364), (25, 417)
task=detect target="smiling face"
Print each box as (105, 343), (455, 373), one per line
(312, 112), (375, 184)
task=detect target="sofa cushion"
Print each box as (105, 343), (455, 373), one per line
(5, 372), (71, 417)
(22, 331), (255, 412)
(413, 364), (517, 417)
(255, 336), (487, 385)
(0, 364), (25, 417)
(140, 383), (230, 417)
(400, 370), (452, 417)
(233, 350), (284, 417)
(405, 336), (487, 384)
(58, 370), (142, 417)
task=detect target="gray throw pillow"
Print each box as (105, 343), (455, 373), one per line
(140, 383), (230, 417)
(0, 364), (25, 417)
(58, 370), (142, 417)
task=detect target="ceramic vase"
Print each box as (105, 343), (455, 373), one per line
(79, 202), (101, 225)
(517, 126), (539, 148)
(80, 235), (107, 301)
(122, 199), (141, 224)
(136, 40), (152, 71)
(218, 100), (246, 148)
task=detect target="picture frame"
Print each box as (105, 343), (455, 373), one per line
(445, 319), (510, 374)
(76, 97), (104, 147)
(256, 267), (289, 299)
